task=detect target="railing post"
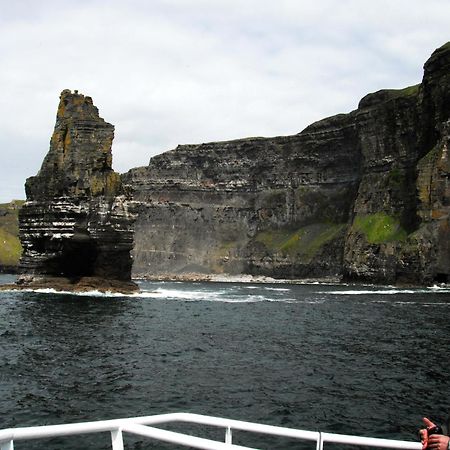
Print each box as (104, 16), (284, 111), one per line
(316, 432), (323, 450)
(225, 426), (232, 444)
(0, 440), (14, 450)
(111, 428), (124, 450)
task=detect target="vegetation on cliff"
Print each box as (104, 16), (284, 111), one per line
(255, 223), (346, 262)
(0, 201), (23, 271)
(352, 213), (407, 244)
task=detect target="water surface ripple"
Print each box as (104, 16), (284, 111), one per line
(0, 276), (449, 449)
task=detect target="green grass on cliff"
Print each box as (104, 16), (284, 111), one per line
(387, 167), (405, 187)
(389, 84), (420, 98)
(255, 223), (345, 261)
(0, 200), (24, 268)
(395, 84), (420, 97)
(0, 228), (22, 266)
(353, 213), (407, 244)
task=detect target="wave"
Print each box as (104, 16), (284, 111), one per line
(324, 288), (450, 295)
(142, 288), (279, 303)
(264, 287), (291, 292)
(3, 287), (136, 298)
(3, 283), (449, 303)
(428, 284), (450, 290)
(2, 286), (317, 304)
(3, 286), (278, 303)
(325, 289), (416, 295)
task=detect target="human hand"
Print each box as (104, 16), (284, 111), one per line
(427, 434), (450, 450)
(420, 418), (448, 450)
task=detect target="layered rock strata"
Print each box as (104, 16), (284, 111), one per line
(124, 42), (450, 285)
(17, 90), (137, 293)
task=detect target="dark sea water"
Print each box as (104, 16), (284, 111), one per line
(0, 274), (449, 450)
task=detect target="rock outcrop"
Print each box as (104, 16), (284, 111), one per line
(123, 42), (450, 285)
(17, 90), (137, 293)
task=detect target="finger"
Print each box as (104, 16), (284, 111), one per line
(423, 418), (436, 428)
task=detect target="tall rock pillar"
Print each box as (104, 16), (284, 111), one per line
(18, 90), (136, 291)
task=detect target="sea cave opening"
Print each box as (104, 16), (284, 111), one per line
(59, 238), (98, 278)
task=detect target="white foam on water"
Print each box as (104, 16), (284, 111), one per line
(5, 287), (136, 298)
(266, 298), (325, 304)
(325, 289), (418, 295)
(428, 284), (450, 291)
(3, 286), (286, 303)
(5, 282), (448, 303)
(137, 287), (310, 304)
(140, 288), (211, 300)
(135, 288), (269, 303)
(325, 286), (450, 295)
(383, 300), (450, 306)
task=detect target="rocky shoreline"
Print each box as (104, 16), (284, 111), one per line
(0, 276), (139, 295)
(131, 272), (444, 288)
(134, 272), (341, 284)
(1, 273), (446, 292)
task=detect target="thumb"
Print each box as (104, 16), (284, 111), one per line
(423, 418), (436, 428)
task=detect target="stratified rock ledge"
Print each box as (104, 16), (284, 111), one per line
(123, 42), (450, 286)
(17, 89), (138, 295)
(0, 276), (139, 295)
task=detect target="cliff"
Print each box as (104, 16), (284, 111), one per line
(16, 90), (137, 293)
(123, 42), (450, 285)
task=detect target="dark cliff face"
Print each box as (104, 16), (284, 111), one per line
(19, 90), (134, 282)
(125, 112), (361, 279)
(343, 43), (450, 284)
(123, 42), (450, 285)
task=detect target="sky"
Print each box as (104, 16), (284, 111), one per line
(0, 0), (449, 202)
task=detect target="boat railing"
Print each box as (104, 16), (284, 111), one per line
(0, 412), (423, 450)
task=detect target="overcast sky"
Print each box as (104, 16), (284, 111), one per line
(0, 0), (449, 201)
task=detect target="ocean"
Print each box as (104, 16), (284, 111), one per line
(0, 274), (449, 449)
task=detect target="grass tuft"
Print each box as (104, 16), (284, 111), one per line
(353, 213), (407, 244)
(255, 223), (345, 261)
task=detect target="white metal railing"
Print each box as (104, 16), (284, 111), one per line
(0, 412), (422, 450)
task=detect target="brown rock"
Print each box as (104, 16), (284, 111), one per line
(18, 90), (137, 292)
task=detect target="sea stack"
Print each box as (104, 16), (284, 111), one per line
(17, 90), (137, 293)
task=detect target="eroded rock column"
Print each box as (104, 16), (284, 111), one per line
(18, 90), (136, 290)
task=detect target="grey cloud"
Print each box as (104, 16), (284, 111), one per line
(0, 0), (449, 201)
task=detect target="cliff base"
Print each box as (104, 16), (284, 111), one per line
(0, 276), (139, 295)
